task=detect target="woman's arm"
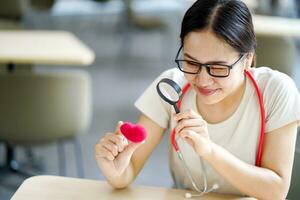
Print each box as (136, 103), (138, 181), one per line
(95, 114), (165, 189)
(130, 114), (166, 178)
(204, 121), (298, 200)
(174, 109), (298, 199)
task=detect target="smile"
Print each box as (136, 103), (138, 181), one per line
(197, 87), (219, 96)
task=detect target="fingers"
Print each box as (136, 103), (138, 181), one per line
(174, 118), (206, 135)
(95, 121), (144, 162)
(173, 109), (207, 134)
(173, 110), (212, 157)
(95, 142), (115, 161)
(102, 141), (118, 156)
(95, 133), (128, 161)
(115, 121), (124, 134)
(178, 128), (197, 138)
(124, 140), (145, 155)
(177, 128), (212, 157)
(106, 133), (128, 152)
(177, 126), (204, 138)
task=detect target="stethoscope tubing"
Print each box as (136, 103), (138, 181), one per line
(244, 70), (265, 167)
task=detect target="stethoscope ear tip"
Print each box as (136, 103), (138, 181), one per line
(184, 184), (219, 198)
(185, 193), (192, 199)
(212, 183), (219, 190)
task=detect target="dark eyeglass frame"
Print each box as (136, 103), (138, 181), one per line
(175, 45), (246, 78)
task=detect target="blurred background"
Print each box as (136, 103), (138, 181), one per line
(0, 0), (299, 199)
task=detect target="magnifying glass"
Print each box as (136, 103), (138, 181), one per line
(156, 78), (182, 114)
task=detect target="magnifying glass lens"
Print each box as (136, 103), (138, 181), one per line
(158, 82), (180, 102)
(156, 78), (182, 114)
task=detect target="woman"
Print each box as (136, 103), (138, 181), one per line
(95, 0), (300, 199)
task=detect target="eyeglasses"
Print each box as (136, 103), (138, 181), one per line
(175, 46), (245, 78)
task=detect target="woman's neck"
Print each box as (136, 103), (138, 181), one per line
(196, 78), (246, 124)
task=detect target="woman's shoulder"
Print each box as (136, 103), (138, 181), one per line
(249, 67), (297, 92)
(157, 68), (188, 88)
(250, 68), (300, 132)
(249, 67), (300, 115)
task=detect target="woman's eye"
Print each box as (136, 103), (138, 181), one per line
(210, 66), (227, 71)
(186, 61), (198, 67)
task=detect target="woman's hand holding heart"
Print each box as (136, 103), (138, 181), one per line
(95, 121), (147, 181)
(120, 122), (147, 143)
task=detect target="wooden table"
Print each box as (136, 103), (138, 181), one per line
(11, 175), (256, 200)
(0, 30), (95, 70)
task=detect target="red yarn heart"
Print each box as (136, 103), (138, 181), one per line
(120, 122), (147, 143)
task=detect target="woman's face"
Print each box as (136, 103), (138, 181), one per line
(183, 30), (252, 105)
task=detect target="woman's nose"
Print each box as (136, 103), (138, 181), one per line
(195, 67), (214, 86)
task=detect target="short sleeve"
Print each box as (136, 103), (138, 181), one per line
(134, 69), (176, 129)
(265, 72), (300, 132)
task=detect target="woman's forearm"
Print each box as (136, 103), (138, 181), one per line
(204, 143), (287, 200)
(106, 161), (136, 189)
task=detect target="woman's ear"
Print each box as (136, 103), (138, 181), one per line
(245, 53), (254, 70)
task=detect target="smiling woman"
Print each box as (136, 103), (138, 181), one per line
(95, 0), (300, 199)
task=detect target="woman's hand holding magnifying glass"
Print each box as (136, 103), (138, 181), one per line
(174, 109), (213, 158)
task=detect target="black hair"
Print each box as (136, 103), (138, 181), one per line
(180, 0), (256, 67)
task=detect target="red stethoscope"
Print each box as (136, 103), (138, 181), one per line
(156, 70), (265, 198)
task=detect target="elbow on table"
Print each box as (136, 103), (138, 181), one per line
(256, 189), (286, 200)
(107, 179), (132, 189)
(260, 180), (289, 200)
(274, 176), (291, 200)
(276, 185), (290, 200)
(106, 174), (137, 190)
(263, 192), (287, 200)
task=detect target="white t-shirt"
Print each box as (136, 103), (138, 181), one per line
(134, 67), (300, 195)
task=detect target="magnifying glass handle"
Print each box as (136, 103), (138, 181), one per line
(173, 104), (180, 114)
